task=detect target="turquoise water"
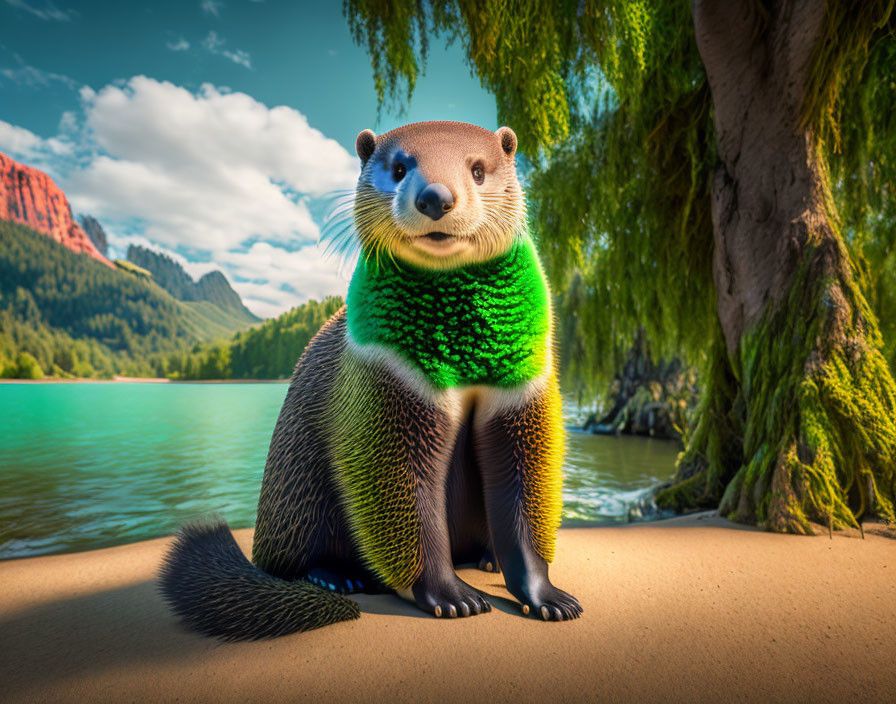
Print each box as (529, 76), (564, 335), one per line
(0, 383), (678, 559)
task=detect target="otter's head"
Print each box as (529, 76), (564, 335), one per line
(352, 121), (525, 269)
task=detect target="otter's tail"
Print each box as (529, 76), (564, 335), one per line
(159, 520), (360, 641)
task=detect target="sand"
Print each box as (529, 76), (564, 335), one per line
(1, 513), (894, 704)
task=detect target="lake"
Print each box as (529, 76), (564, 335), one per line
(0, 383), (678, 559)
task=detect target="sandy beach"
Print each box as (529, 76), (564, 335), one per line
(1, 513), (893, 704)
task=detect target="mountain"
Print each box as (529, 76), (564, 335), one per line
(0, 152), (112, 268)
(126, 245), (259, 323)
(78, 215), (109, 257)
(0, 219), (258, 378)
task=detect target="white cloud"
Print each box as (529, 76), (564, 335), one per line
(219, 241), (350, 316)
(57, 110), (78, 133)
(166, 37), (190, 52)
(200, 0), (222, 17)
(20, 76), (360, 318)
(110, 236), (349, 319)
(64, 77), (357, 256)
(202, 31), (251, 69)
(0, 119), (73, 164)
(5, 0), (75, 21)
(0, 76), (359, 318)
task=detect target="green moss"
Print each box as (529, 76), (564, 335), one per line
(658, 229), (896, 533)
(722, 237), (895, 532)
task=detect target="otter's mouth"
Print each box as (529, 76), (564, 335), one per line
(419, 231), (455, 242)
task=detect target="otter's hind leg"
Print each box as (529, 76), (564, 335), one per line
(474, 380), (582, 621)
(305, 566), (385, 594)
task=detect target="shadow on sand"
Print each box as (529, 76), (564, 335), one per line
(0, 570), (529, 699)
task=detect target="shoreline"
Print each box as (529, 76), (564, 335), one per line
(2, 513), (894, 703)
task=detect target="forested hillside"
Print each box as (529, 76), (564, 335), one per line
(165, 296), (344, 380)
(0, 220), (257, 378)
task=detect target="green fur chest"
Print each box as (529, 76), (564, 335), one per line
(346, 237), (551, 390)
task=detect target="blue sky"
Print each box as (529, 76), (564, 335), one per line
(0, 0), (497, 317)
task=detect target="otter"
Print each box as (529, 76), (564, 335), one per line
(160, 121), (582, 640)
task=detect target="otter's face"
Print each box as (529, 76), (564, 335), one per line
(353, 121), (525, 269)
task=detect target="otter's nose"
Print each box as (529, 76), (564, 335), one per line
(415, 183), (454, 220)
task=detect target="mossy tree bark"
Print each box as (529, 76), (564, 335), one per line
(657, 0), (896, 532)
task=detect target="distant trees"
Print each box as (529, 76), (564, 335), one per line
(126, 245), (259, 322)
(0, 351), (44, 379)
(172, 297), (344, 380)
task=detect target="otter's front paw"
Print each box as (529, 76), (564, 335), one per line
(412, 574), (492, 618)
(516, 581), (582, 621)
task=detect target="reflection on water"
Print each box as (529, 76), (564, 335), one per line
(0, 384), (678, 559)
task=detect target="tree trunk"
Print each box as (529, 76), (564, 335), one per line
(657, 0), (896, 532)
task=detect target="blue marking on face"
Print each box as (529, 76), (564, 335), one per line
(370, 148), (418, 194)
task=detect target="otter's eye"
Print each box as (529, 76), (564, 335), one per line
(392, 162), (407, 182)
(471, 163), (485, 185)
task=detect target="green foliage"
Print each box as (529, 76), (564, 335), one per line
(0, 351), (44, 379)
(818, 11), (896, 368)
(0, 220), (257, 378)
(172, 297), (344, 380)
(0, 306), (118, 378)
(801, 0), (895, 145)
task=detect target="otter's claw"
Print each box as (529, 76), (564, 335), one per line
(519, 585), (583, 622)
(414, 574), (492, 619)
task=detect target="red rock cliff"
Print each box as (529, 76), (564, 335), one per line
(0, 151), (113, 267)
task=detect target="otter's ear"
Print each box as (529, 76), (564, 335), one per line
(356, 129), (377, 165)
(497, 126), (517, 158)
